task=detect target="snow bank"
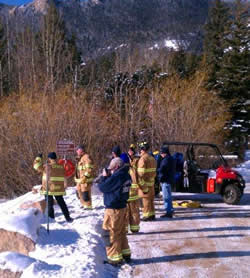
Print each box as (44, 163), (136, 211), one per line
(0, 252), (36, 273)
(0, 208), (43, 242)
(0, 208), (42, 242)
(0, 185), (43, 215)
(0, 186), (131, 277)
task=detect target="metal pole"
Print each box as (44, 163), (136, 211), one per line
(45, 160), (50, 235)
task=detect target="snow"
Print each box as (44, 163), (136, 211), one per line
(0, 252), (36, 273)
(129, 185), (250, 277)
(114, 44), (127, 50)
(164, 39), (178, 50)
(234, 160), (250, 183)
(0, 175), (250, 276)
(149, 43), (159, 50)
(0, 186), (132, 278)
(149, 40), (179, 51)
(0, 207), (42, 242)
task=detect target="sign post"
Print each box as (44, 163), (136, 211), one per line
(45, 160), (50, 235)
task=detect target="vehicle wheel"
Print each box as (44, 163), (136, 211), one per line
(223, 184), (242, 205)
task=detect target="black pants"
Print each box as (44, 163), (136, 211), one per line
(45, 195), (70, 220)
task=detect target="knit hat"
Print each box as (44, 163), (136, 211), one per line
(48, 152), (57, 160)
(112, 145), (121, 157)
(108, 157), (124, 170)
(160, 146), (169, 154)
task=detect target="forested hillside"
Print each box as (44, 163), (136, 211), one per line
(0, 0), (210, 57)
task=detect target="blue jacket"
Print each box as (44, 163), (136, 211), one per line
(98, 165), (131, 209)
(158, 155), (176, 185)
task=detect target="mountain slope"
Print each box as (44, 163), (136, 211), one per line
(0, 0), (211, 58)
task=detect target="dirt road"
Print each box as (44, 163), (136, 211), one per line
(127, 184), (250, 278)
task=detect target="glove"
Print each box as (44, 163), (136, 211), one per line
(38, 153), (43, 158)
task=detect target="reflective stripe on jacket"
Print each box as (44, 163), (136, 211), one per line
(128, 157), (139, 201)
(33, 158), (66, 196)
(137, 153), (156, 192)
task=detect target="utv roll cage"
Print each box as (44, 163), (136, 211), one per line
(161, 142), (228, 166)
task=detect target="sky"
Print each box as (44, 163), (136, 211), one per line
(0, 0), (31, 6)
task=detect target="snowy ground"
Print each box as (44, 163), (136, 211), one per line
(129, 183), (250, 278)
(0, 186), (133, 278)
(0, 182), (250, 277)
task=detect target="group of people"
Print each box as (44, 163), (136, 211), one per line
(33, 141), (177, 266)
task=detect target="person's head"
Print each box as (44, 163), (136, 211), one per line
(138, 141), (150, 155)
(112, 145), (121, 158)
(76, 144), (85, 157)
(128, 144), (136, 157)
(160, 146), (170, 158)
(108, 157), (124, 174)
(48, 152), (57, 162)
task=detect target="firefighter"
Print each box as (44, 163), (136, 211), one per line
(137, 141), (157, 221)
(98, 157), (131, 265)
(33, 152), (73, 222)
(75, 145), (94, 209)
(126, 144), (140, 233)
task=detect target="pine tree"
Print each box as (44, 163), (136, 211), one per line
(168, 49), (201, 78)
(217, 0), (250, 146)
(203, 0), (231, 90)
(67, 34), (82, 91)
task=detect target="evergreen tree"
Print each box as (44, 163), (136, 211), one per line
(217, 0), (250, 146)
(203, 0), (231, 90)
(67, 34), (82, 91)
(168, 49), (201, 78)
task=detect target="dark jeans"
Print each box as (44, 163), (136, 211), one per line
(45, 195), (70, 220)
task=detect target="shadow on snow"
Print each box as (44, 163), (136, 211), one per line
(132, 250), (250, 265)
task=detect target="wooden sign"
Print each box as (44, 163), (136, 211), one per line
(56, 140), (75, 157)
